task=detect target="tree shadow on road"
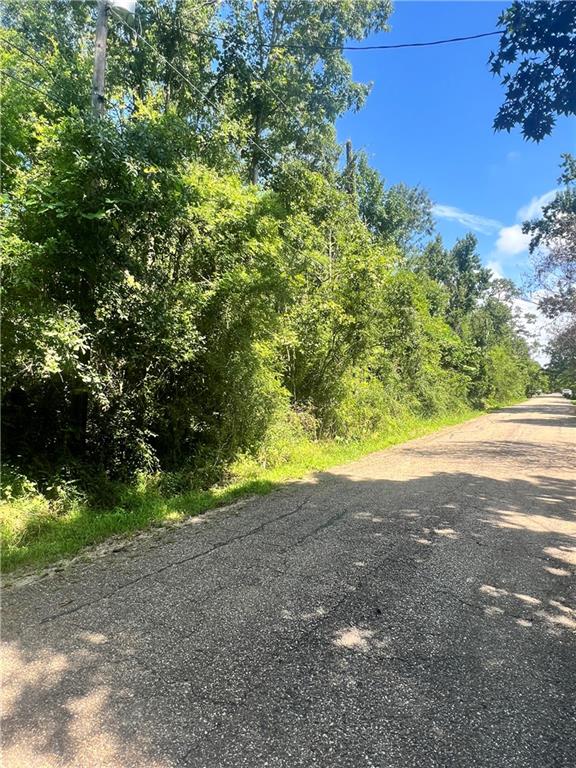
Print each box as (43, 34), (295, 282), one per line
(495, 397), (575, 425)
(2, 432), (575, 766)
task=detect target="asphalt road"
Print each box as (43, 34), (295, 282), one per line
(2, 395), (575, 768)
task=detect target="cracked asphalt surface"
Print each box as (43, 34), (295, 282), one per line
(2, 395), (575, 768)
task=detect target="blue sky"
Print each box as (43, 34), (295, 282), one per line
(337, 0), (575, 289)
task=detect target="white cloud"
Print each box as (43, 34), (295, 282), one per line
(431, 204), (502, 235)
(486, 260), (505, 279)
(491, 189), (558, 260)
(518, 190), (557, 222)
(435, 190), (557, 255)
(435, 191), (559, 364)
(495, 224), (531, 256)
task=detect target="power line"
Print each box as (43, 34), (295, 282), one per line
(4, 1), (505, 53)
(331, 30), (504, 52)
(0, 34), (57, 75)
(107, 10), (505, 193)
(176, 26), (504, 54)
(1, 68), (68, 109)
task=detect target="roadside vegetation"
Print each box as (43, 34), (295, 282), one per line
(525, 156), (576, 393)
(490, 2), (576, 393)
(0, 1), (560, 571)
(2, 408), (489, 572)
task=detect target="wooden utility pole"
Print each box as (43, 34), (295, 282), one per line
(345, 139), (356, 197)
(92, 0), (109, 117)
(73, 0), (110, 455)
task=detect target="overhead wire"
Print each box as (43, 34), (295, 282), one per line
(105, 7), (506, 200)
(1, 67), (68, 109)
(1, 6), (506, 133)
(300, 30), (504, 52)
(175, 25), (504, 53)
(0, 34), (57, 75)
(120, 10), (503, 142)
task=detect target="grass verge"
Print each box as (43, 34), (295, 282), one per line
(1, 407), (488, 573)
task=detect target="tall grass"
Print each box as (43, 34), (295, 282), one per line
(0, 407), (487, 573)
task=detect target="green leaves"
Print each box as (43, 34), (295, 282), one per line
(490, 0), (576, 141)
(1, 1), (541, 483)
(354, 152), (433, 251)
(523, 154), (576, 389)
(79, 210), (108, 220)
(218, 0), (391, 181)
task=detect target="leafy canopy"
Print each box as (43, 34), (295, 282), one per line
(490, 0), (576, 141)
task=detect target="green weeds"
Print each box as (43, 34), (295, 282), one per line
(1, 407), (484, 573)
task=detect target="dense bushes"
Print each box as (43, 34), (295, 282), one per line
(1, 1), (543, 504)
(1, 115), (541, 488)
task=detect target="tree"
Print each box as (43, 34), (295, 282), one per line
(217, 0), (392, 183)
(489, 0), (576, 141)
(417, 234), (491, 331)
(524, 153), (576, 317)
(354, 152), (433, 251)
(546, 320), (576, 389)
(524, 154), (576, 390)
(1, 0), (542, 491)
